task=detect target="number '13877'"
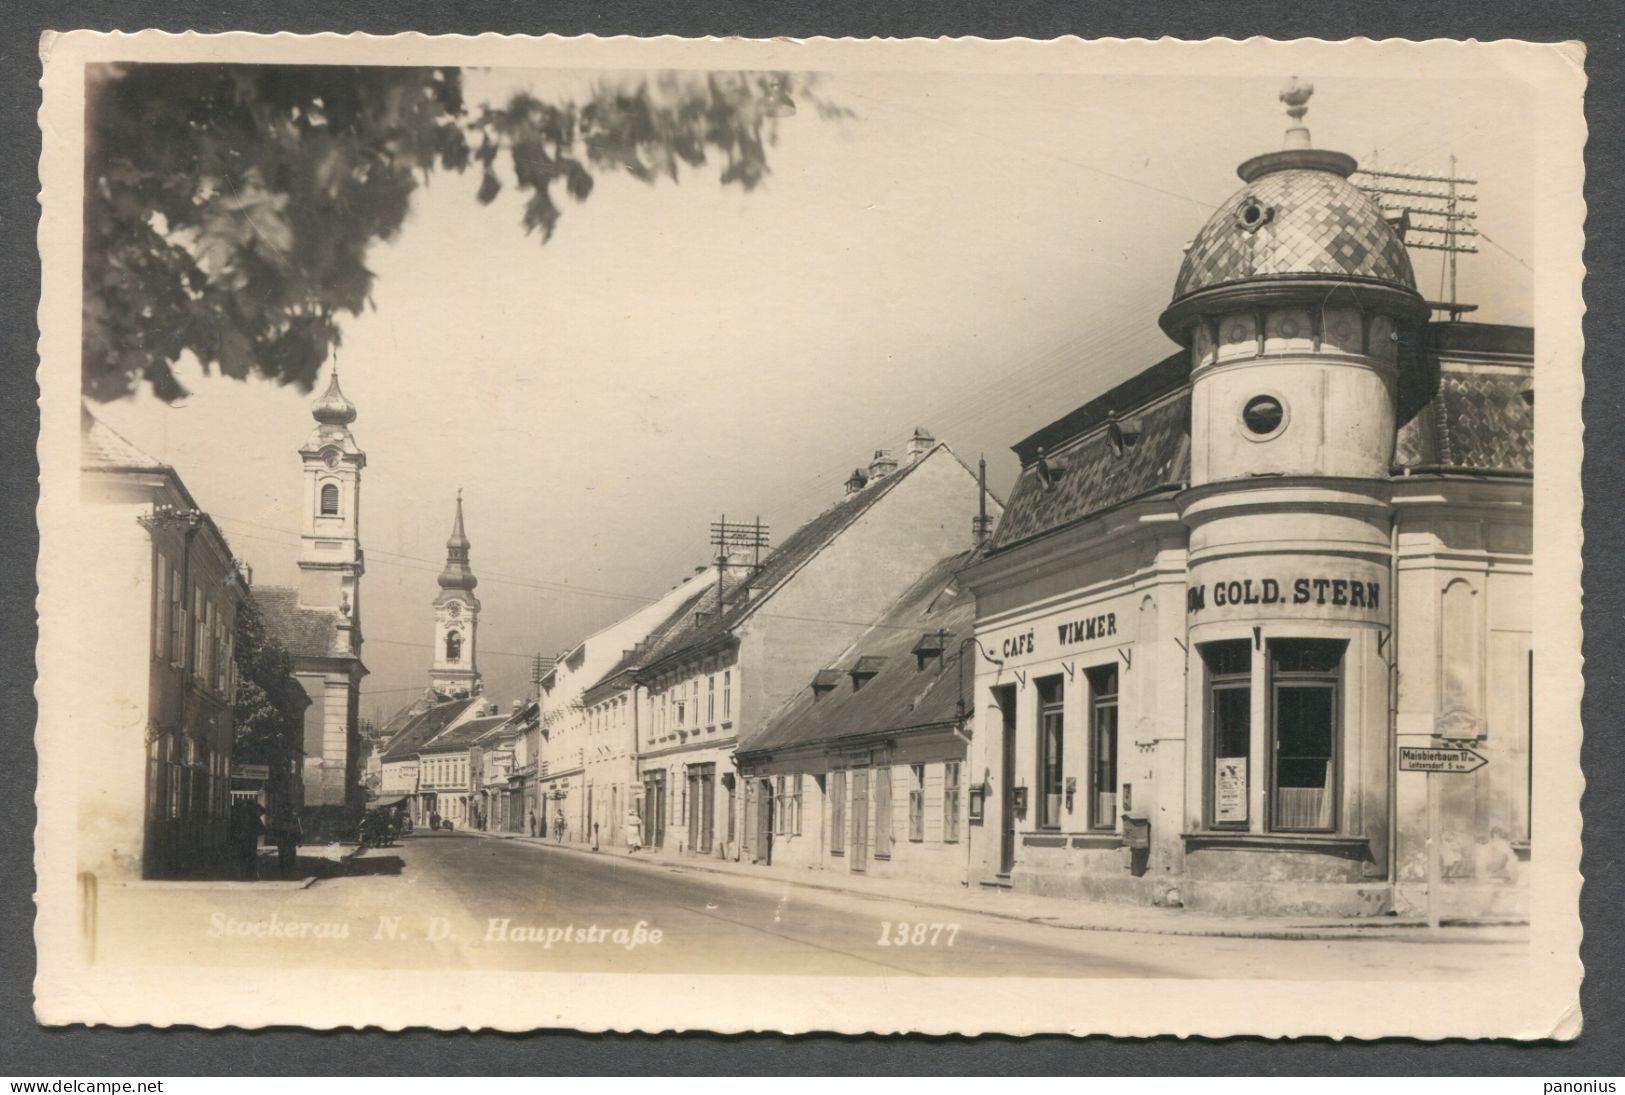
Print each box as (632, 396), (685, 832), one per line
(877, 921), (958, 947)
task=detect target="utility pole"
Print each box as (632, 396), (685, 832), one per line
(709, 516), (771, 611)
(1352, 158), (1479, 321)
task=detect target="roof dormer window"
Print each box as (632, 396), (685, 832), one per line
(850, 656), (887, 690)
(811, 668), (841, 699)
(912, 631), (948, 669)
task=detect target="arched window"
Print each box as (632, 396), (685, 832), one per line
(445, 630), (462, 663)
(320, 483), (339, 516)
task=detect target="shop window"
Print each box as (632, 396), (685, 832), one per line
(1202, 639), (1252, 829)
(908, 764), (925, 842)
(320, 482), (339, 516)
(1268, 638), (1344, 832)
(1036, 676), (1065, 829)
(774, 775), (787, 835)
(943, 761), (961, 843)
(829, 769), (846, 854)
(1087, 664), (1120, 830)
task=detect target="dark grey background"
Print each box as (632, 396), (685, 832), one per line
(2, 0), (1618, 1076)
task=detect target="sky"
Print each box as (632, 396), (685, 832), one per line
(92, 64), (1536, 722)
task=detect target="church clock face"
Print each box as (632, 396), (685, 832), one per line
(448, 602), (461, 618)
(322, 449), (340, 469)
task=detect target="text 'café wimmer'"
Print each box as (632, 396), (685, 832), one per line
(961, 83), (1533, 919)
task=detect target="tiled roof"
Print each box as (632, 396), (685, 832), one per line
(1396, 370), (1534, 473)
(380, 697), (478, 762)
(741, 551), (976, 755)
(81, 405), (165, 471)
(639, 450), (937, 675)
(419, 715), (509, 754)
(1012, 351), (1188, 466)
(1172, 168), (1415, 302)
(991, 321), (1532, 552)
(254, 585), (351, 661)
(989, 387), (1190, 554)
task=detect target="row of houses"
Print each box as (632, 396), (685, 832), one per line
(533, 430), (996, 859)
(509, 90), (1536, 920)
(360, 87), (1536, 921)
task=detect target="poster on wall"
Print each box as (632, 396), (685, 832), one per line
(1214, 758), (1248, 824)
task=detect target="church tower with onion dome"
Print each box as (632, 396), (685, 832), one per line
(430, 490), (482, 697)
(297, 368), (366, 621)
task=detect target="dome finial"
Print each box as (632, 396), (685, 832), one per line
(439, 490), (477, 590)
(1280, 76), (1315, 150)
(312, 364), (357, 426)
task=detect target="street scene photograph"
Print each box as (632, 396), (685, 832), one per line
(31, 32), (1586, 1037)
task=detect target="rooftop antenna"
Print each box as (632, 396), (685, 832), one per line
(709, 515), (771, 610)
(1352, 154), (1479, 321)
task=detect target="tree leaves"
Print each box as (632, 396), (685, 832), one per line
(232, 598), (306, 793)
(83, 64), (828, 401)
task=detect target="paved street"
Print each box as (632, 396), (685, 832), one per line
(95, 829), (1530, 980)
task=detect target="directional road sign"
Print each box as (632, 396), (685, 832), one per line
(1398, 746), (1488, 774)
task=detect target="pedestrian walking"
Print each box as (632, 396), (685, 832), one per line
(529, 810), (537, 837)
(625, 808), (643, 852)
(231, 800), (265, 881)
(429, 808), (441, 832)
(273, 808), (302, 879)
(554, 810), (566, 844)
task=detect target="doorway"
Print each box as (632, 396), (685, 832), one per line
(686, 763), (716, 854)
(995, 685), (1018, 875)
(850, 768), (870, 872)
(644, 772), (666, 849)
(756, 778), (774, 865)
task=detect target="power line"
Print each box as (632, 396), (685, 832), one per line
(364, 634), (537, 659)
(1477, 227), (1532, 272)
(846, 89), (1215, 212)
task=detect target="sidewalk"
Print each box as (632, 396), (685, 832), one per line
(115, 840), (369, 891)
(464, 828), (1527, 944)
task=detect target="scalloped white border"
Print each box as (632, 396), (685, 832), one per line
(33, 30), (1588, 1039)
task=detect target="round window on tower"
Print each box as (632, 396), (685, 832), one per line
(1241, 393), (1288, 440)
(1235, 197), (1274, 233)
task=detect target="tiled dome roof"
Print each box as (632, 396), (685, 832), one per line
(1171, 163), (1416, 302)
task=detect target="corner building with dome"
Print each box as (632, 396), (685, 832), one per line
(960, 86), (1533, 919)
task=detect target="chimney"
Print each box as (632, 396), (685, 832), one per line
(907, 426), (936, 463)
(973, 455), (992, 546)
(868, 449), (898, 480)
(238, 561), (253, 588)
(844, 467), (869, 495)
(512, 700), (523, 713)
